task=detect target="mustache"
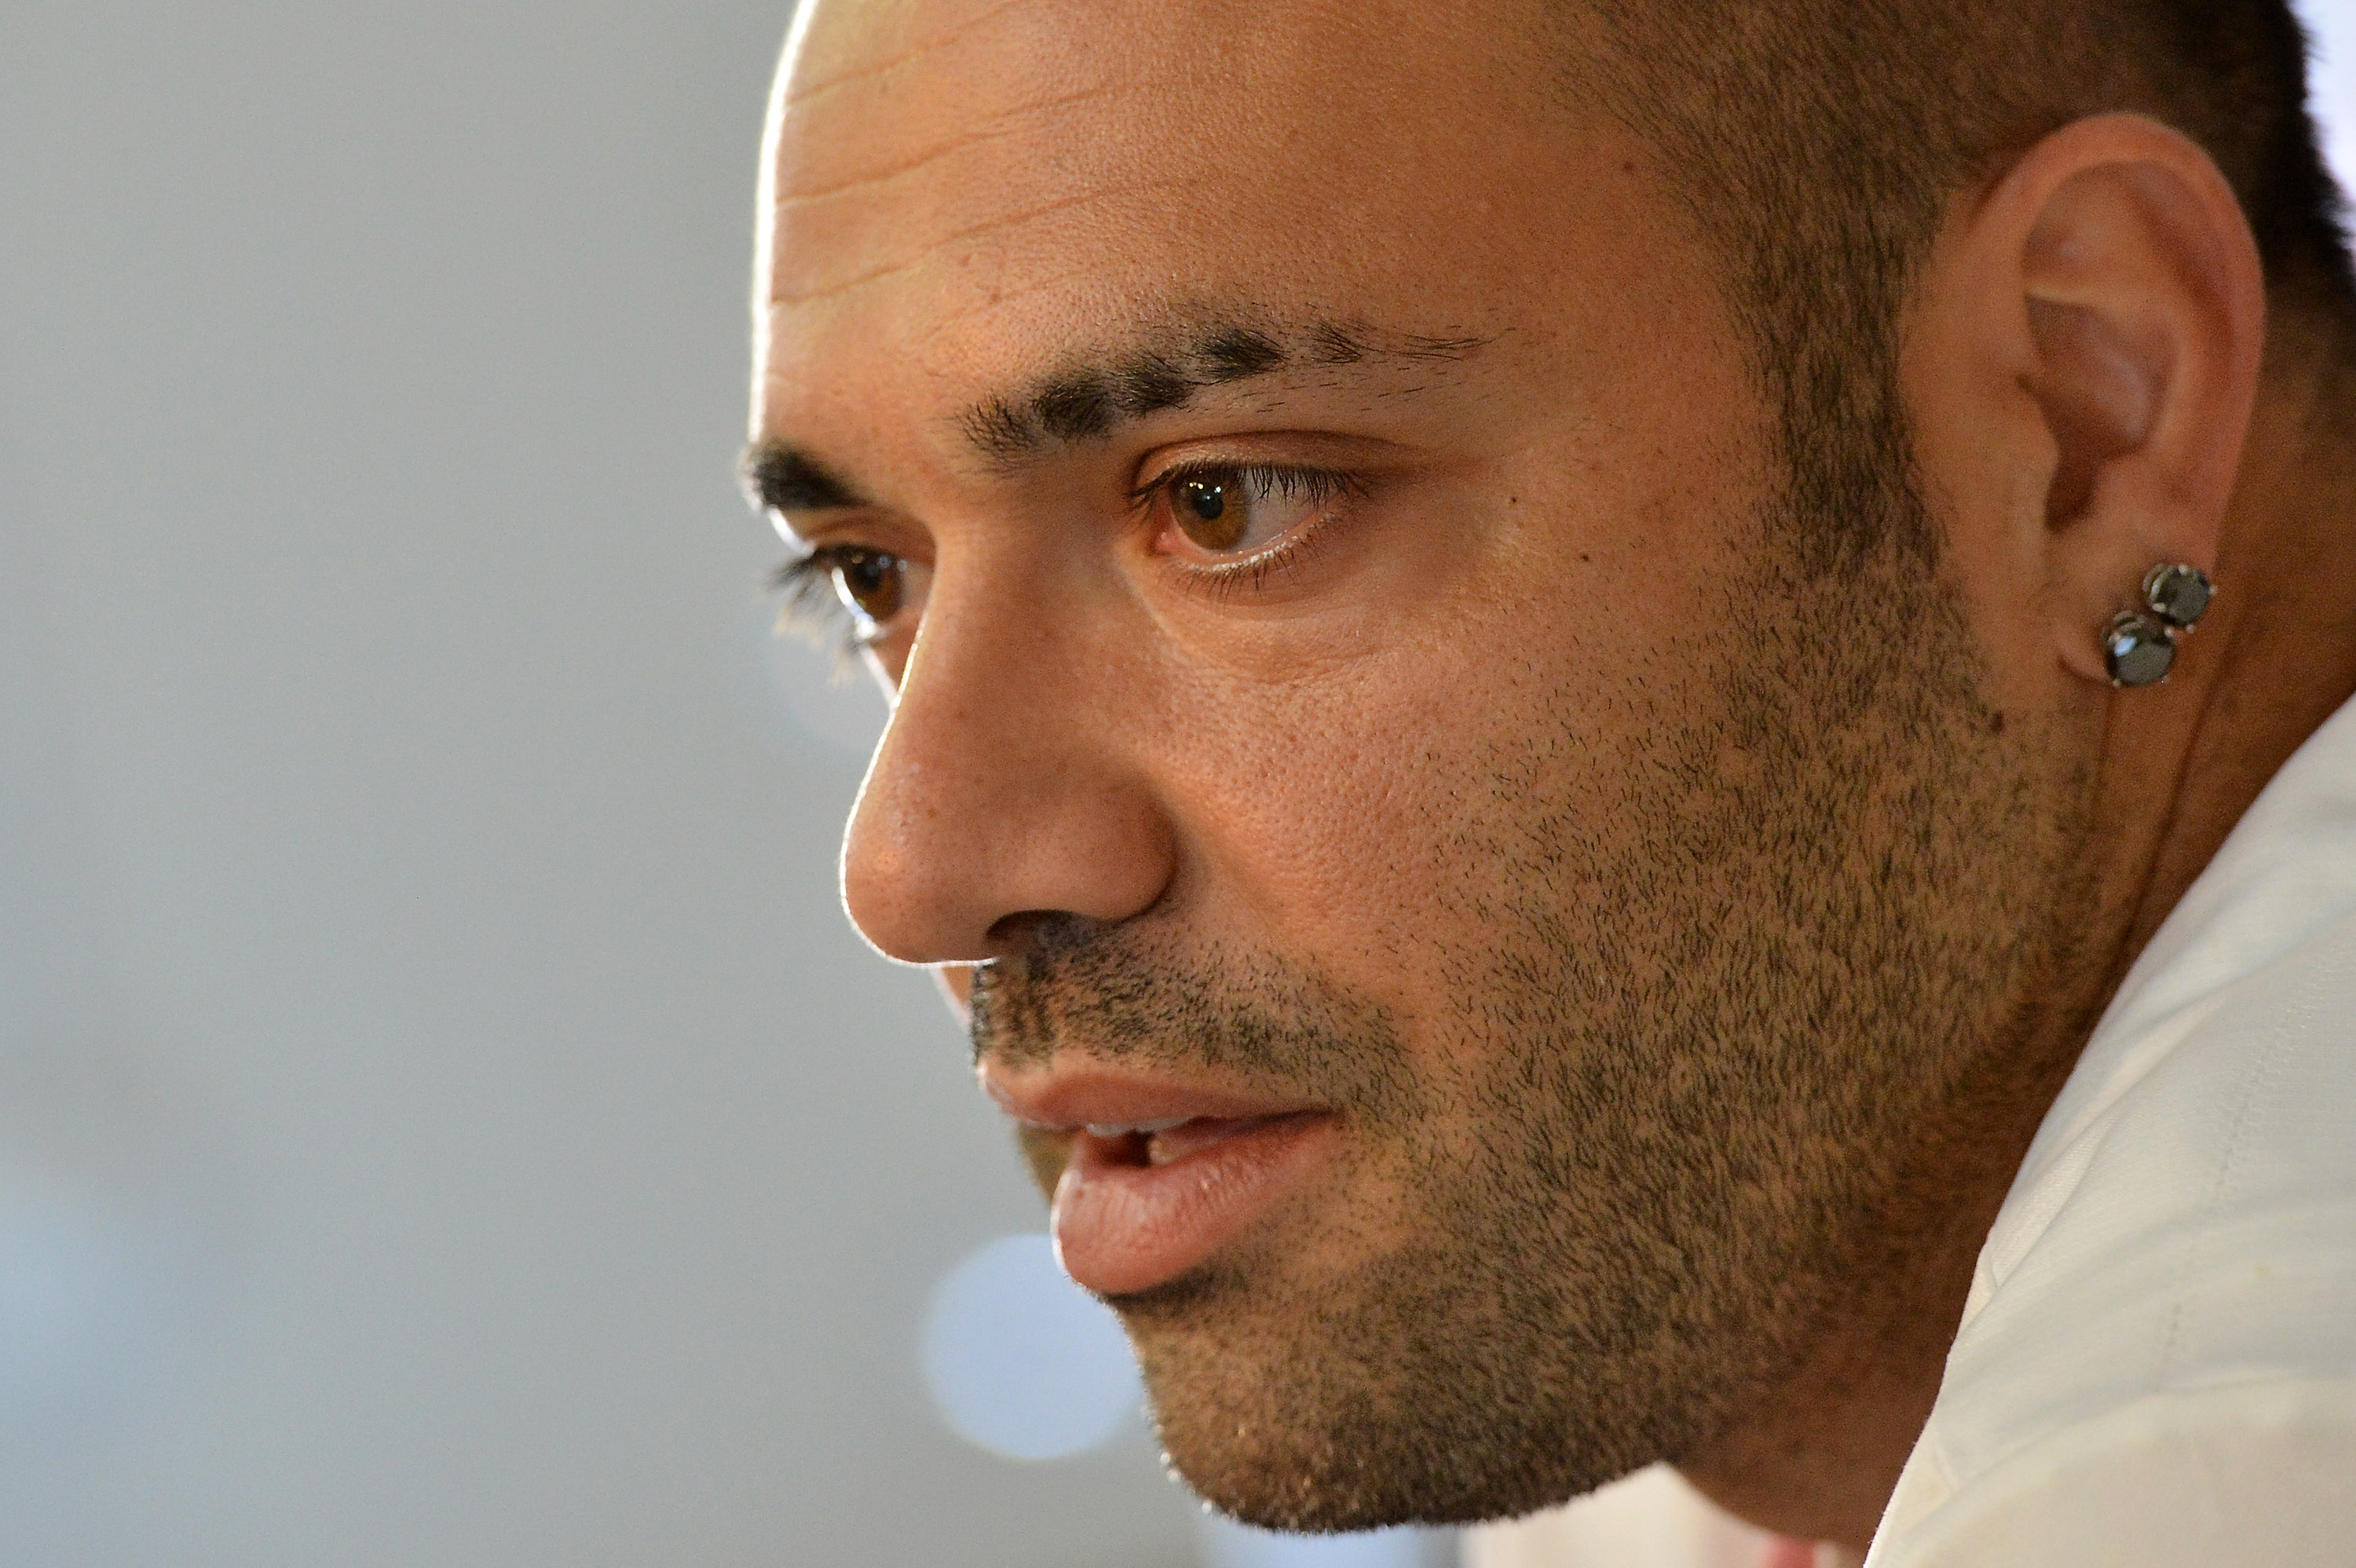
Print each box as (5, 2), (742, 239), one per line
(966, 916), (1415, 1112)
(967, 915), (1177, 1073)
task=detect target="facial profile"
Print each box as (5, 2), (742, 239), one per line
(748, 0), (2318, 1549)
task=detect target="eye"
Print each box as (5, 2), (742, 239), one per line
(832, 546), (905, 623)
(772, 543), (929, 650)
(1148, 465), (1351, 561)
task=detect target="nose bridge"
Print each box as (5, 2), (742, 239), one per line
(840, 554), (1175, 965)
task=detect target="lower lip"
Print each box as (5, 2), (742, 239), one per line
(1052, 1113), (1333, 1296)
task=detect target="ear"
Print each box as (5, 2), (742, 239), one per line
(1907, 113), (2266, 690)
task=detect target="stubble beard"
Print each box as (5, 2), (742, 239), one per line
(971, 465), (2097, 1532)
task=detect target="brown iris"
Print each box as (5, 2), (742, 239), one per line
(832, 548), (903, 623)
(1174, 476), (1247, 551)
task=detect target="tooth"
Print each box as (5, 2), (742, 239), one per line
(1081, 1117), (1192, 1139)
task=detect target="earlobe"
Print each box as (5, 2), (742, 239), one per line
(2099, 562), (2216, 687)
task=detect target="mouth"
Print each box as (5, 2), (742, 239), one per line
(984, 1065), (1337, 1297)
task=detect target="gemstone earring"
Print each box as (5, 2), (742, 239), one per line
(2141, 563), (2214, 630)
(2104, 564), (2213, 687)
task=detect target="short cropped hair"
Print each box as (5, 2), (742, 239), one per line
(1579, 0), (2355, 568)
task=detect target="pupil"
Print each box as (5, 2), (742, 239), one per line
(836, 550), (902, 622)
(1173, 475), (1248, 552)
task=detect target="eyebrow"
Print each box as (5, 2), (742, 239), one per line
(960, 316), (1486, 465)
(741, 313), (1490, 514)
(740, 444), (869, 517)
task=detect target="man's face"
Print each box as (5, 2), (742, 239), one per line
(755, 0), (2084, 1530)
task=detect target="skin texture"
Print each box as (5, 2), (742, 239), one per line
(748, 0), (2349, 1550)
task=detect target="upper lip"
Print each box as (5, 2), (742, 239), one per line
(979, 1059), (1325, 1133)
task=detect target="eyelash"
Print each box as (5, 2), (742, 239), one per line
(1127, 460), (1365, 599)
(770, 548), (888, 658)
(767, 460), (1366, 643)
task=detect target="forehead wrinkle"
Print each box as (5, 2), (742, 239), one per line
(781, 0), (1044, 110)
(779, 122), (1032, 211)
(894, 260), (1147, 355)
(770, 175), (1205, 309)
(777, 81), (1135, 208)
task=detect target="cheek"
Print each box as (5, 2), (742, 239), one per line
(1158, 627), (1557, 981)
(1144, 498), (1748, 1037)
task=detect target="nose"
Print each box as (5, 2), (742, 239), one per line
(840, 567), (1176, 966)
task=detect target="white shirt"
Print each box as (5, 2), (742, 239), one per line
(1864, 692), (2356, 1564)
(1473, 696), (2356, 1568)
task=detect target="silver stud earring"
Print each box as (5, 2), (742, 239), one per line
(2104, 564), (2213, 687)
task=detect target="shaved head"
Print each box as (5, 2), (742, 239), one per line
(1578, 0), (2351, 570)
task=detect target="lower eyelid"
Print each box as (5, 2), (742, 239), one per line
(1174, 523), (1332, 601)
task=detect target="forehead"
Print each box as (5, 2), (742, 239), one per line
(758, 0), (1655, 459)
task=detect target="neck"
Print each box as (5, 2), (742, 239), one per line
(1674, 986), (2092, 1549)
(1678, 316), (2356, 1554)
(2127, 317), (2356, 956)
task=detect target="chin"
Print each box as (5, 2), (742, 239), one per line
(1114, 1255), (1660, 1533)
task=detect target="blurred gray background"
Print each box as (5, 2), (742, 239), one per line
(0, 2), (1209, 1563)
(1, 3), (2350, 1566)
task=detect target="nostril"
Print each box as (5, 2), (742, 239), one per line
(984, 908), (1109, 958)
(983, 909), (1058, 949)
